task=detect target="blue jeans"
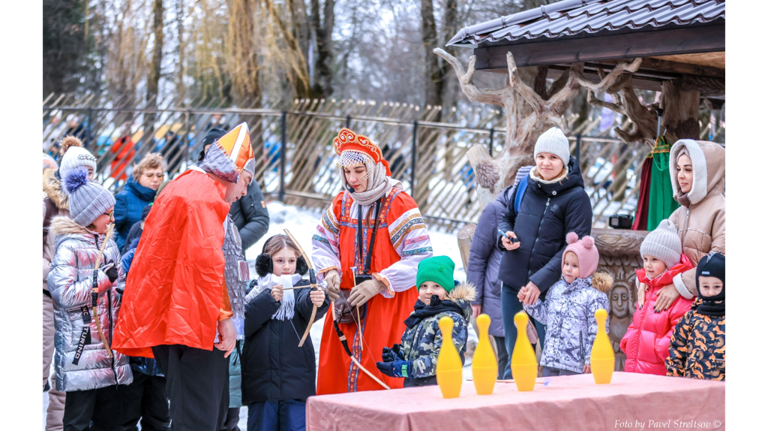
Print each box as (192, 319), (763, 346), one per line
(247, 400), (306, 431)
(501, 283), (547, 380)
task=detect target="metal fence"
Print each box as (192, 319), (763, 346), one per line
(43, 95), (647, 232)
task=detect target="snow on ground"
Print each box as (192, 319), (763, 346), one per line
(43, 201), (474, 430)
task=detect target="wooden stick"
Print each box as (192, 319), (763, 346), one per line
(283, 229), (317, 348)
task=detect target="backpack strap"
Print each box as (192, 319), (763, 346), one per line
(513, 166), (533, 216)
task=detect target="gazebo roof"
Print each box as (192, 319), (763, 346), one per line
(448, 0), (725, 47)
(445, 0), (725, 93)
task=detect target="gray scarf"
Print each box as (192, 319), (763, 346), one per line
(341, 163), (402, 206)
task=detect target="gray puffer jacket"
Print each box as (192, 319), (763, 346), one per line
(523, 273), (612, 374)
(47, 216), (133, 392)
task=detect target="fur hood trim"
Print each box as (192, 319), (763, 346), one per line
(448, 282), (477, 302)
(50, 216), (91, 237)
(592, 272), (614, 293)
(43, 168), (69, 210)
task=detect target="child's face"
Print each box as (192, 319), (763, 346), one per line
(271, 247), (299, 276)
(92, 206), (115, 235)
(562, 252), (580, 284)
(698, 276), (723, 298)
(643, 255), (667, 279)
(419, 281), (447, 304)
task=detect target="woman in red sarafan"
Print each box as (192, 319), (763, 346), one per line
(312, 128), (433, 394)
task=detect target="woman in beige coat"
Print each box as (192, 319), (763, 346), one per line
(652, 139), (725, 311)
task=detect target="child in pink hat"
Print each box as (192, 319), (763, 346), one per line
(522, 233), (613, 376)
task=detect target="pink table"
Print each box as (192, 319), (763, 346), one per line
(306, 372), (724, 430)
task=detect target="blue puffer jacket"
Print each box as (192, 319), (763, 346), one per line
(114, 180), (156, 251)
(497, 157), (592, 298)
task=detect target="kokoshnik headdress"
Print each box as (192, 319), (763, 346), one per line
(333, 128), (391, 180)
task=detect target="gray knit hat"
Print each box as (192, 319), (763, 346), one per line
(59, 145), (97, 186)
(534, 127), (570, 165)
(640, 219), (682, 269)
(64, 166), (116, 227)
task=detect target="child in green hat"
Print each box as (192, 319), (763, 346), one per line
(376, 256), (476, 387)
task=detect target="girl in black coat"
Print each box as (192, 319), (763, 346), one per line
(242, 234), (329, 431)
(496, 127), (593, 379)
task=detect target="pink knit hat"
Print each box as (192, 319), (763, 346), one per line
(562, 232), (600, 278)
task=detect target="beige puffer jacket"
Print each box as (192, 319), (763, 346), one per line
(668, 140), (725, 299)
(44, 168), (71, 292)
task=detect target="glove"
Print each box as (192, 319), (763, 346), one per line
(348, 279), (386, 307)
(376, 359), (412, 378)
(382, 344), (405, 362)
(325, 270), (341, 302)
(102, 262), (119, 283)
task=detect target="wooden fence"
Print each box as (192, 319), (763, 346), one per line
(43, 95), (649, 232)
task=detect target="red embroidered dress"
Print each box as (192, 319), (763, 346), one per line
(312, 186), (433, 394)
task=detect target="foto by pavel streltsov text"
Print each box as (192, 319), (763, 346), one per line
(615, 419), (721, 429)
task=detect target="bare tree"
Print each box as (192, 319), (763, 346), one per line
(311, 0), (335, 98)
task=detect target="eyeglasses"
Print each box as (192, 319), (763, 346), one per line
(103, 211), (114, 219)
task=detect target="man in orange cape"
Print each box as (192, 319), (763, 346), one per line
(113, 123), (255, 430)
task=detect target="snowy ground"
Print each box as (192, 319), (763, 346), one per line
(44, 201), (475, 429)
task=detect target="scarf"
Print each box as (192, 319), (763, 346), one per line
(696, 297), (725, 317)
(635, 254), (693, 290)
(529, 165), (570, 184)
(247, 273), (303, 321)
(341, 162), (402, 206)
(404, 295), (465, 329)
(223, 216), (247, 339)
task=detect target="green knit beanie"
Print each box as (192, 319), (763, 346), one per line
(416, 256), (456, 293)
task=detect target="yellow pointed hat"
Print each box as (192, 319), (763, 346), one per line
(217, 122), (254, 172)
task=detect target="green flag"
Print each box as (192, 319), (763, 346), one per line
(647, 136), (680, 231)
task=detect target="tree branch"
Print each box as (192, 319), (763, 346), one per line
(433, 48), (506, 107)
(575, 58), (642, 92)
(506, 52), (545, 113)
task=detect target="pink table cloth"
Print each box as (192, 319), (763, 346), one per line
(306, 372), (724, 430)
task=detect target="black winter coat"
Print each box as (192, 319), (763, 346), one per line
(229, 180), (270, 251)
(497, 157), (592, 297)
(241, 280), (329, 404)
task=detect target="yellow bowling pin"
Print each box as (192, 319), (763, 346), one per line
(472, 314), (497, 395)
(511, 312), (537, 392)
(436, 316), (462, 398)
(590, 308), (614, 384)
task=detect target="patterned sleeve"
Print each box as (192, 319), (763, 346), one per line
(583, 291), (610, 365)
(377, 192), (433, 297)
(410, 314), (467, 379)
(665, 311), (692, 377)
(311, 194), (343, 281)
(523, 298), (549, 325)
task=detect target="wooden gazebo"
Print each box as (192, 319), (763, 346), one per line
(442, 0), (725, 369)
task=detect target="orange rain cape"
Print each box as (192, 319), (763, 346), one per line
(113, 123), (254, 358)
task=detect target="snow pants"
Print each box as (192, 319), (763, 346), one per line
(247, 400), (306, 431)
(152, 344), (229, 431)
(501, 284), (547, 380)
(542, 366), (580, 377)
(44, 293), (66, 431)
(63, 384), (133, 431)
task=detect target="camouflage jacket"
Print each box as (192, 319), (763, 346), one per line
(665, 300), (725, 381)
(400, 283), (475, 382)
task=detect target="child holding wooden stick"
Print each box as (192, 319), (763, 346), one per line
(242, 234), (329, 431)
(47, 166), (133, 430)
